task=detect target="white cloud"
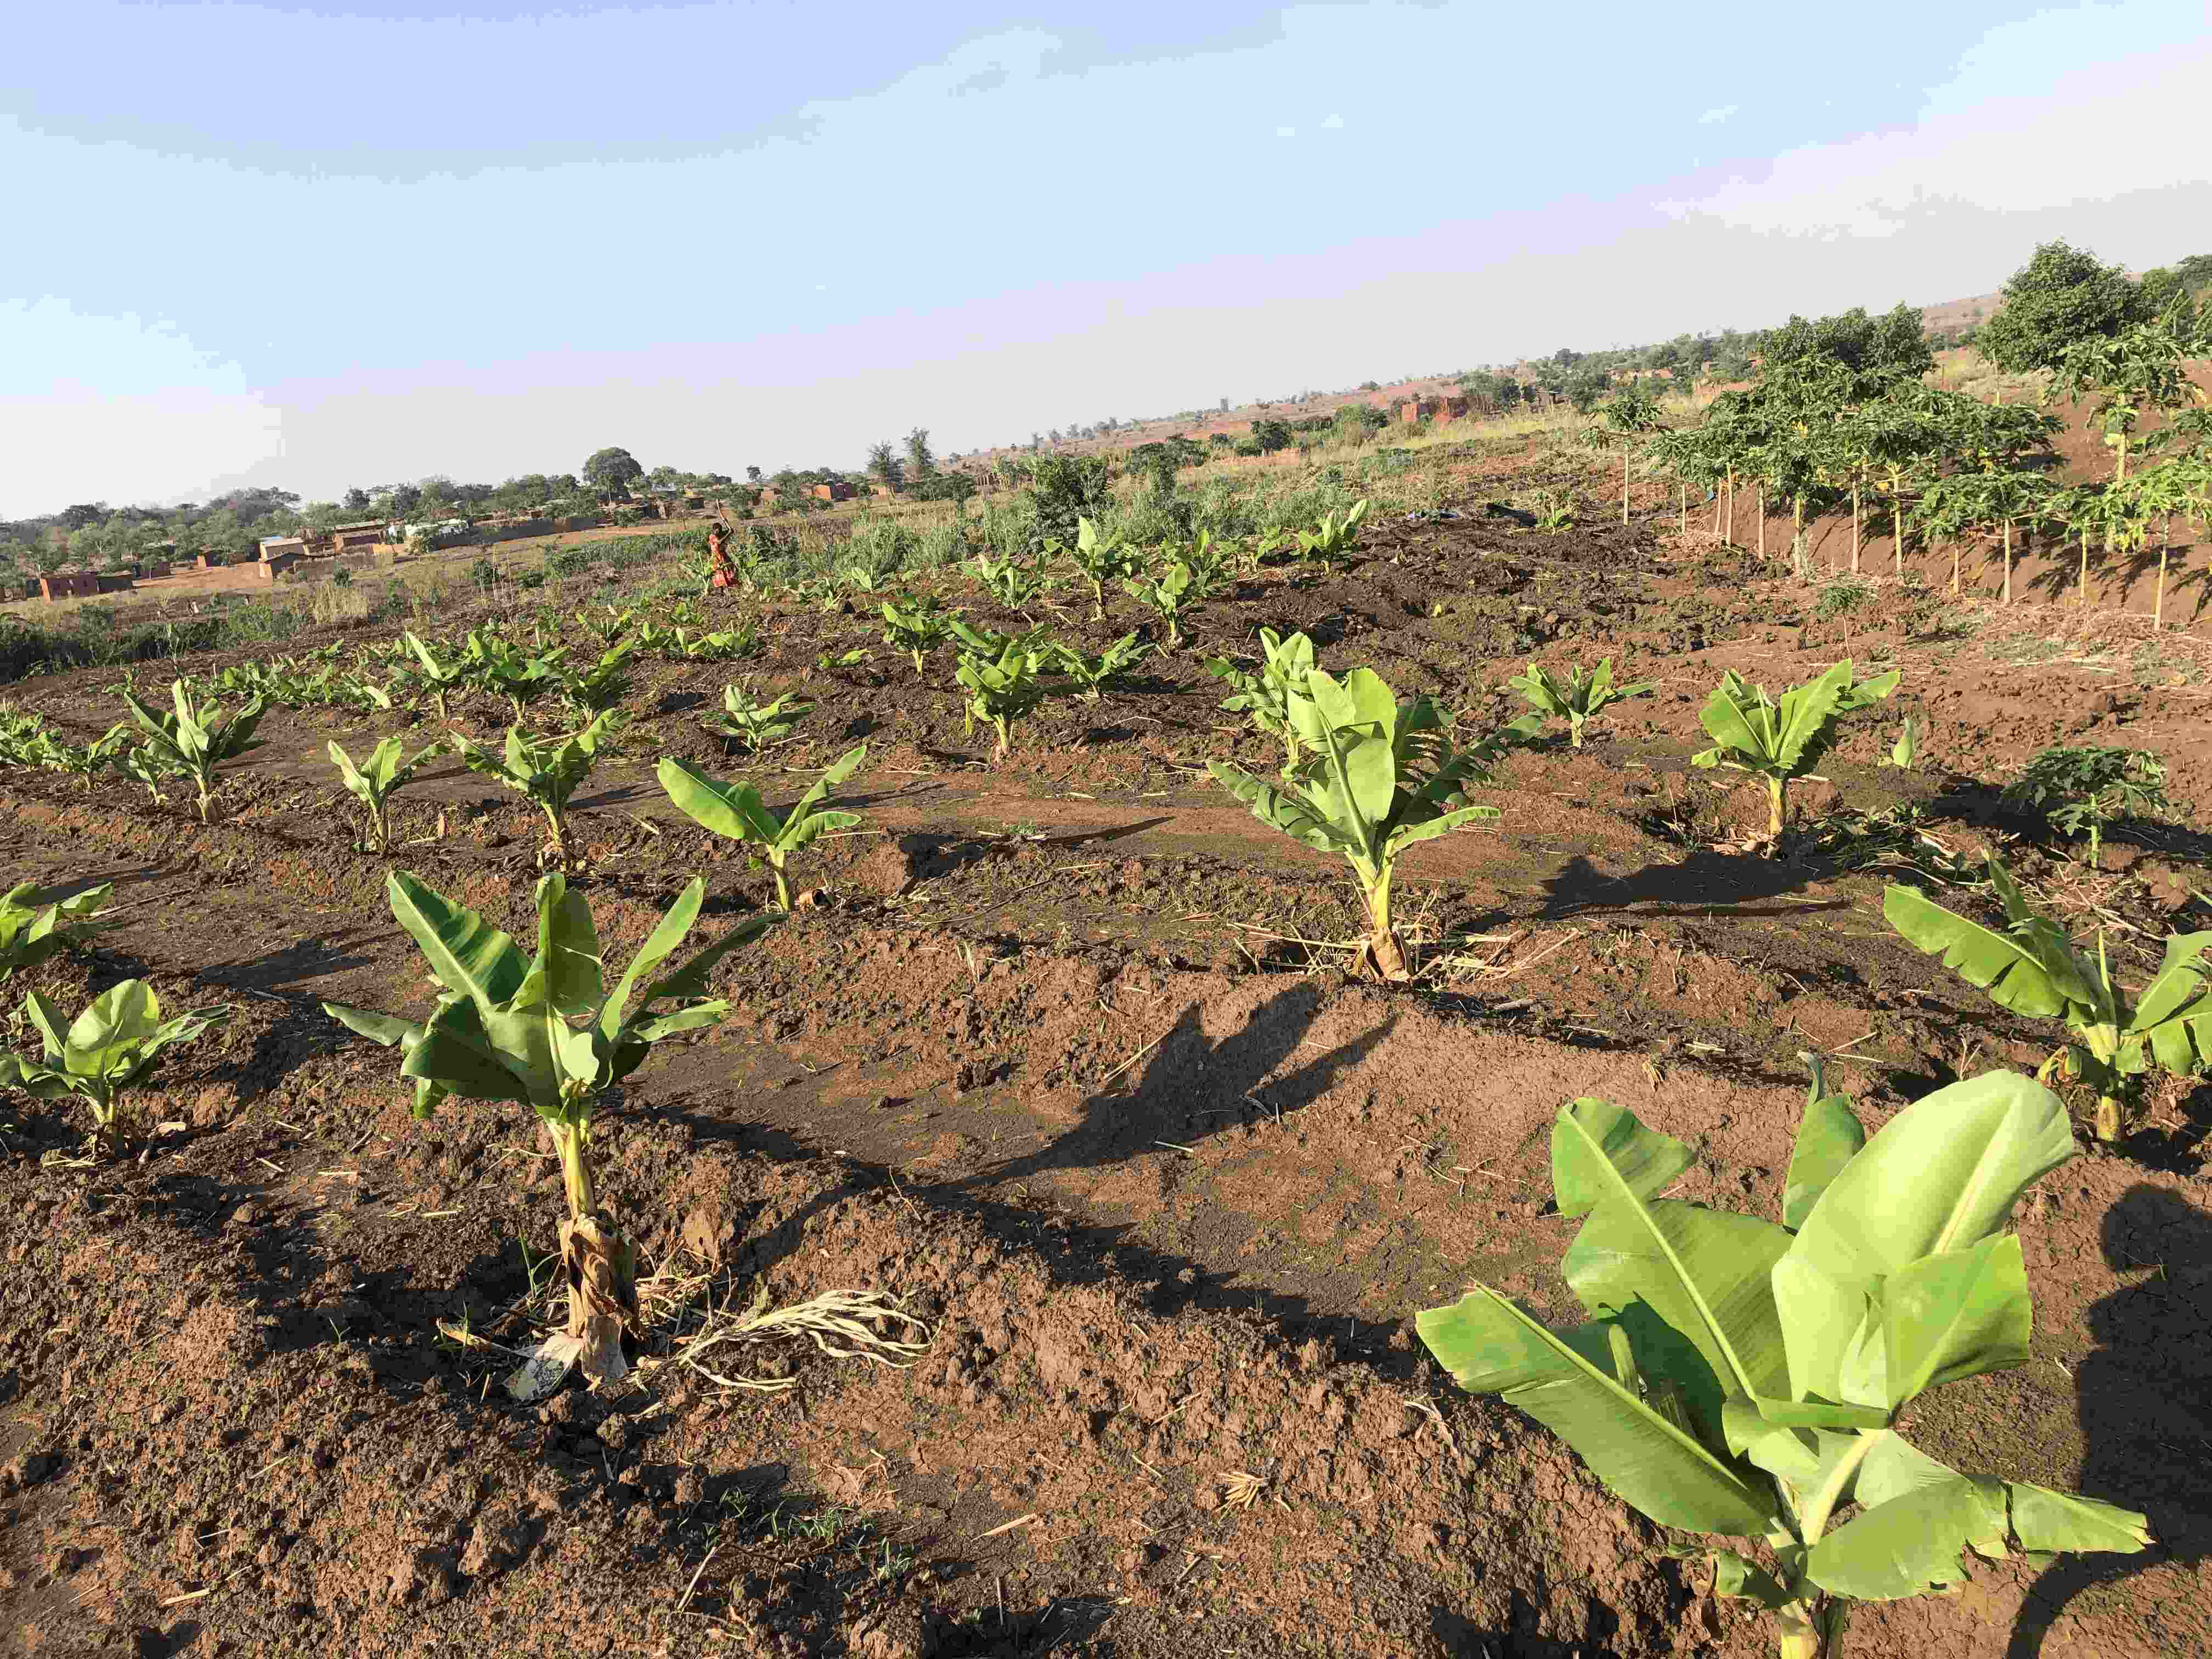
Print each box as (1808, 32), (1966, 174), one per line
(1661, 39), (2212, 239)
(1696, 104), (1737, 125)
(1320, 112), (1345, 129)
(1275, 125), (1296, 138)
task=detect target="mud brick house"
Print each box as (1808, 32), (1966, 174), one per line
(320, 520), (390, 555)
(256, 537), (305, 579)
(811, 481), (857, 502)
(37, 568), (102, 601)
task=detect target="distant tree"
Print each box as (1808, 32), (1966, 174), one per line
(341, 486), (372, 512)
(1048, 428), (1063, 444)
(1980, 241), (2154, 377)
(59, 504), (104, 531)
(745, 465), (762, 484)
(582, 446), (646, 499)
(1758, 302), (1933, 404)
(1565, 365), (1612, 415)
(647, 464), (685, 490)
(865, 441), (904, 490)
(1251, 418), (1293, 453)
(1218, 397), (1229, 413)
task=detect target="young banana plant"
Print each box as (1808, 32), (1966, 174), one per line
(1122, 560), (1201, 647)
(1205, 627), (1318, 776)
(121, 682), (269, 824)
(657, 747), (868, 911)
(323, 871), (767, 1393)
(1, 981), (231, 1155)
(401, 631), (472, 720)
(120, 744), (180, 804)
(328, 735), (446, 854)
(1065, 516), (1139, 619)
(702, 681), (812, 753)
(1294, 498), (1370, 566)
(1883, 854), (2212, 1141)
(879, 597), (956, 677)
(469, 635), (569, 720)
(572, 606), (639, 647)
(1882, 716), (1922, 771)
(1507, 657), (1655, 749)
(447, 713), (613, 872)
(41, 723), (134, 792)
(0, 881), (115, 977)
(1049, 632), (1152, 702)
(967, 551), (1046, 611)
(559, 640), (637, 720)
(1209, 668), (1539, 980)
(1417, 1068), (2150, 1659)
(1691, 661), (1899, 847)
(953, 641), (1050, 760)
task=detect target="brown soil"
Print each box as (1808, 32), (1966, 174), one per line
(2, 485), (2209, 1659)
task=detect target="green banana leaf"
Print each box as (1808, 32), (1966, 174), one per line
(1775, 1072), (2073, 1404)
(1417, 1286), (1779, 1535)
(2120, 929), (2212, 1075)
(1784, 1062), (1865, 1229)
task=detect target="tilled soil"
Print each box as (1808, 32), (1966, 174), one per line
(2, 501), (2209, 1658)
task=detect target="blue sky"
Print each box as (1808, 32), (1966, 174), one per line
(5, 1), (2209, 512)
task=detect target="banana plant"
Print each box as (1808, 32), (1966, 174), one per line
(1417, 1069), (2150, 1659)
(447, 713), (613, 872)
(468, 634), (569, 720)
(1292, 498), (1372, 566)
(879, 597), (957, 677)
(1691, 661), (1899, 846)
(328, 735), (446, 854)
(120, 744), (180, 804)
(668, 623), (762, 663)
(1884, 854), (2212, 1141)
(400, 633), (472, 720)
(1, 981), (232, 1155)
(40, 723), (133, 792)
(121, 682), (269, 824)
(1122, 560), (1202, 647)
(1506, 658), (1654, 749)
(1209, 668), (1539, 980)
(572, 606), (639, 647)
(657, 746), (868, 911)
(1064, 516), (1139, 619)
(559, 640), (637, 720)
(0, 881), (115, 977)
(1205, 627), (1318, 775)
(967, 550), (1047, 611)
(0, 710), (50, 768)
(954, 641), (1050, 760)
(1882, 716), (1921, 771)
(1049, 632), (1152, 702)
(703, 681), (812, 753)
(323, 871), (766, 1393)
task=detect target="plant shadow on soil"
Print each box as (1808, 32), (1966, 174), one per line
(2007, 1182), (2212, 1656)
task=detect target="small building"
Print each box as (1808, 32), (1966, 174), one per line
(811, 481), (856, 503)
(259, 534), (308, 563)
(38, 568), (102, 601)
(258, 544), (302, 580)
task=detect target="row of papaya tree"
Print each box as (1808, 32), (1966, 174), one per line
(1615, 311), (2212, 625)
